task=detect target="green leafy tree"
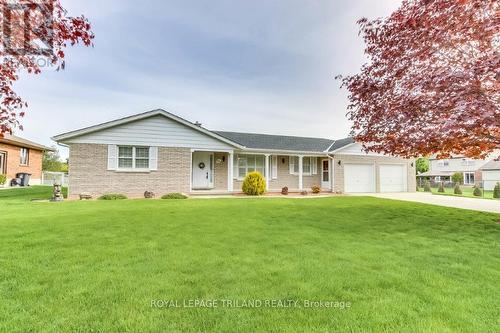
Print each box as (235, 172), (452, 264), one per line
(415, 158), (429, 174)
(42, 147), (67, 172)
(451, 172), (463, 185)
(494, 183), (500, 199)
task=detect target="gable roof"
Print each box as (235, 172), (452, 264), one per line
(52, 109), (244, 149)
(328, 137), (355, 152)
(214, 131), (335, 153)
(481, 160), (500, 170)
(1, 134), (54, 151)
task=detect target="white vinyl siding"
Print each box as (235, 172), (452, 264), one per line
(66, 115), (234, 150)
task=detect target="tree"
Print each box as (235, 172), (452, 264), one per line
(0, 0), (94, 134)
(339, 0), (499, 159)
(451, 172), (463, 185)
(42, 146), (66, 171)
(415, 157), (429, 174)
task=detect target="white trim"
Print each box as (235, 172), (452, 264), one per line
(271, 155), (278, 179)
(265, 154), (270, 190)
(228, 152), (234, 192)
(329, 142), (357, 154)
(320, 158), (331, 190)
(298, 155), (303, 191)
(52, 109), (244, 149)
(241, 147), (328, 156)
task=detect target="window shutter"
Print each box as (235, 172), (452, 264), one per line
(107, 145), (118, 170)
(272, 155), (278, 179)
(289, 156), (295, 174)
(312, 157), (317, 174)
(149, 147), (158, 170)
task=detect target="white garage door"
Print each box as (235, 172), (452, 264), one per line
(380, 164), (407, 192)
(483, 170), (500, 191)
(344, 164), (375, 193)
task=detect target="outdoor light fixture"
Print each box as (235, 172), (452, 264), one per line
(411, 162), (414, 167)
(338, 160), (342, 166)
(282, 158), (285, 164)
(222, 156), (226, 162)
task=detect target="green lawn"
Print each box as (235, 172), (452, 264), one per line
(1, 186), (499, 332)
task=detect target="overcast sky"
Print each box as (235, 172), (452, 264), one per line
(14, 0), (402, 158)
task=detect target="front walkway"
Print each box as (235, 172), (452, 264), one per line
(367, 192), (500, 214)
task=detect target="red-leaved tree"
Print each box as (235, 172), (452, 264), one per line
(340, 0), (499, 158)
(0, 0), (93, 135)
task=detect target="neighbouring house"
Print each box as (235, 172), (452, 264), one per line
(52, 109), (416, 199)
(417, 155), (497, 187)
(0, 134), (54, 186)
(480, 160), (500, 191)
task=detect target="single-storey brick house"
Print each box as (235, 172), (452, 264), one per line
(0, 134), (54, 186)
(53, 109), (416, 199)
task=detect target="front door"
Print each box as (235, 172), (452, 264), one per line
(321, 159), (331, 189)
(0, 151), (6, 174)
(192, 152), (214, 189)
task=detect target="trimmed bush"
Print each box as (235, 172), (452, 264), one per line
(161, 193), (188, 199)
(453, 183), (462, 195)
(473, 186), (482, 197)
(311, 185), (321, 194)
(438, 182), (445, 193)
(242, 172), (266, 195)
(281, 187), (288, 195)
(98, 193), (127, 200)
(0, 174), (6, 185)
(423, 180), (431, 192)
(300, 190), (308, 196)
(452, 172), (463, 185)
(494, 182), (500, 199)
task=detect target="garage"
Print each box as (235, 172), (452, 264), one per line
(380, 164), (407, 192)
(344, 164), (375, 193)
(483, 170), (500, 191)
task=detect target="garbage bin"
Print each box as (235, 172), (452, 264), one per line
(16, 173), (32, 186)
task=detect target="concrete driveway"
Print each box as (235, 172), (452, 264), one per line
(366, 192), (500, 214)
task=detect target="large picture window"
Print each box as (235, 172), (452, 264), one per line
(234, 154), (265, 179)
(118, 146), (149, 169)
(464, 172), (475, 185)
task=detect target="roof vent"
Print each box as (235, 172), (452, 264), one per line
(194, 121), (202, 127)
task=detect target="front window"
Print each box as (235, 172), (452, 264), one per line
(464, 172), (475, 185)
(437, 160), (449, 167)
(234, 154), (265, 179)
(20, 148), (29, 165)
(118, 146), (149, 169)
(290, 156), (314, 175)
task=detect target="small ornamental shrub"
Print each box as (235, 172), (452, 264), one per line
(438, 182), (445, 193)
(423, 180), (431, 192)
(161, 193), (188, 199)
(452, 172), (463, 185)
(453, 183), (462, 195)
(473, 186), (482, 197)
(281, 186), (289, 195)
(98, 193), (127, 200)
(493, 182), (500, 199)
(0, 174), (6, 185)
(311, 185), (321, 194)
(300, 190), (308, 196)
(242, 172), (266, 195)
(144, 191), (155, 199)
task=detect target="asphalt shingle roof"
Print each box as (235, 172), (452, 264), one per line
(213, 131), (337, 152)
(481, 160), (500, 170)
(328, 137), (355, 152)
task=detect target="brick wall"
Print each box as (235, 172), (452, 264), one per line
(0, 143), (43, 184)
(68, 144), (191, 199)
(333, 154), (416, 193)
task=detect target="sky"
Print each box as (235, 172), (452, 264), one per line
(14, 0), (402, 159)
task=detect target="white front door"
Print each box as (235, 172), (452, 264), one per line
(321, 159), (331, 189)
(344, 164), (375, 193)
(192, 152), (214, 189)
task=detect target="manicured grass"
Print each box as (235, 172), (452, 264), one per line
(417, 186), (497, 199)
(1, 186), (499, 332)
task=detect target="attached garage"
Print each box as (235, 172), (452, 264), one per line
(344, 164), (375, 193)
(379, 164), (407, 192)
(483, 170), (500, 191)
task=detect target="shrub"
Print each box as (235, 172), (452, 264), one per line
(242, 172), (266, 195)
(300, 190), (308, 195)
(437, 182), (445, 193)
(144, 191), (155, 199)
(161, 193), (188, 199)
(494, 182), (500, 199)
(311, 185), (321, 194)
(452, 172), (463, 185)
(0, 174), (6, 185)
(453, 183), (462, 195)
(423, 180), (431, 192)
(98, 193), (127, 200)
(281, 187), (288, 195)
(473, 186), (482, 197)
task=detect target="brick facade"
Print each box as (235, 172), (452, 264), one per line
(0, 143), (43, 185)
(68, 144), (191, 199)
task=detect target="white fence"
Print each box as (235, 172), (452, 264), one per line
(41, 171), (69, 186)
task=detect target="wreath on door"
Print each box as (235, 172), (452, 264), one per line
(198, 162), (206, 169)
